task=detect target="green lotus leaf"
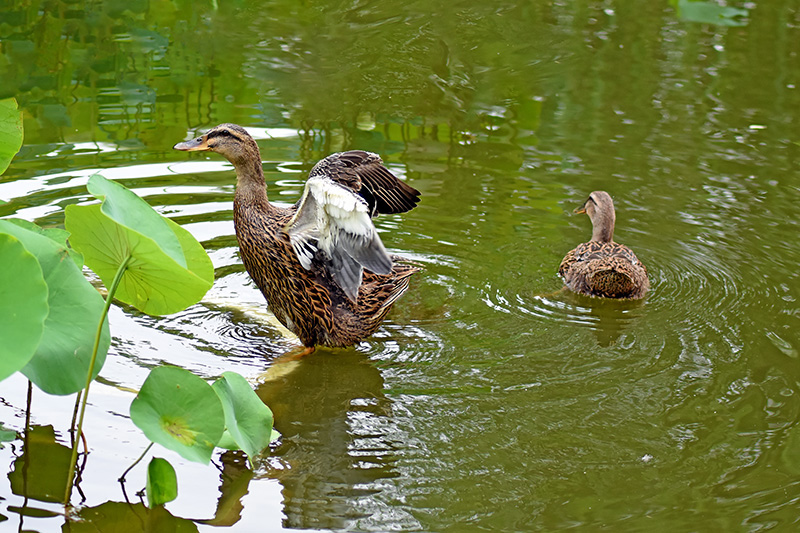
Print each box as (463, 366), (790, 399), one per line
(64, 184), (213, 315)
(0, 220), (109, 395)
(0, 423), (17, 443)
(86, 174), (185, 268)
(5, 219), (80, 267)
(0, 233), (48, 382)
(130, 367), (225, 464)
(146, 457), (178, 507)
(0, 98), (23, 176)
(215, 430), (239, 451)
(212, 372), (276, 461)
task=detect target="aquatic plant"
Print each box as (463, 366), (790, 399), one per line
(0, 110), (278, 511)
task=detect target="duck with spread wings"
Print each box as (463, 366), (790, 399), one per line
(174, 124), (421, 355)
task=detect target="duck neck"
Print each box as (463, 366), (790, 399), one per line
(233, 156), (270, 209)
(591, 210), (615, 243)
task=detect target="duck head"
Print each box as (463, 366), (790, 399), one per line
(575, 190), (615, 243)
(173, 123), (260, 167)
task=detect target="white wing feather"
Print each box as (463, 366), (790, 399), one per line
(285, 176), (393, 301)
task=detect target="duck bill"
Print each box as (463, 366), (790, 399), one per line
(573, 204), (587, 214)
(173, 136), (209, 151)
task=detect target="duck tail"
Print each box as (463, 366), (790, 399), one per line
(588, 268), (636, 298)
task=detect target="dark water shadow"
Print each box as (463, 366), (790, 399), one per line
(512, 286), (647, 349)
(254, 350), (399, 531)
(557, 290), (647, 347)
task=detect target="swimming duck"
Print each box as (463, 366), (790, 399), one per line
(174, 124), (420, 355)
(558, 191), (649, 299)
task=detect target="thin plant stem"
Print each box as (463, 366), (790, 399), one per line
(25, 380), (32, 433)
(63, 254), (131, 506)
(21, 381), (32, 533)
(70, 390), (82, 435)
(118, 442), (154, 484)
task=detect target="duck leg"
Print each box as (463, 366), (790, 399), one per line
(274, 344), (316, 363)
(536, 286), (569, 299)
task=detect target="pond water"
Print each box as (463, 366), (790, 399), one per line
(2, 0), (800, 531)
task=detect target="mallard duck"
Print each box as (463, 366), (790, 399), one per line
(558, 191), (649, 299)
(174, 124), (420, 355)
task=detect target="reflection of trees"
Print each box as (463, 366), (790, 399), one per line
(255, 351), (410, 530)
(4, 0), (798, 191)
(0, 0), (558, 146)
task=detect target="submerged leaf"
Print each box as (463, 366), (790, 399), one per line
(130, 367), (225, 464)
(212, 372), (275, 461)
(0, 233), (48, 382)
(64, 175), (213, 316)
(146, 457), (178, 507)
(0, 220), (109, 395)
(673, 0), (748, 26)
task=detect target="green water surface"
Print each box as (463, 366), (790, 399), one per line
(1, 0), (799, 531)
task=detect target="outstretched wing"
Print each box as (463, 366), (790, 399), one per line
(284, 176), (393, 302)
(309, 150), (420, 216)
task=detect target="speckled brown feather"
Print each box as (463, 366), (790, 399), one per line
(558, 241), (648, 299)
(234, 153), (419, 348)
(175, 125), (421, 347)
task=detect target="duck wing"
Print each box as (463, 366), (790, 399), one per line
(284, 175), (393, 303)
(309, 150), (420, 216)
(559, 241), (648, 298)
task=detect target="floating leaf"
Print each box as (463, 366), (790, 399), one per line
(212, 372), (275, 461)
(146, 457), (178, 507)
(0, 233), (48, 382)
(0, 220), (109, 395)
(130, 367), (225, 464)
(65, 175), (213, 315)
(0, 97), (23, 176)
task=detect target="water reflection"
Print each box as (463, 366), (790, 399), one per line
(199, 452), (254, 528)
(255, 351), (407, 530)
(8, 425), (71, 505)
(68, 501), (197, 533)
(2, 0), (800, 530)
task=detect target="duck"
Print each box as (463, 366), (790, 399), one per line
(174, 124), (420, 355)
(558, 191), (649, 299)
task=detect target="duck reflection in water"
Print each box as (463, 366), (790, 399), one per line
(560, 290), (646, 347)
(254, 350), (405, 531)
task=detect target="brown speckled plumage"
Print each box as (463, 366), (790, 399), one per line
(558, 191), (649, 299)
(175, 124), (420, 347)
